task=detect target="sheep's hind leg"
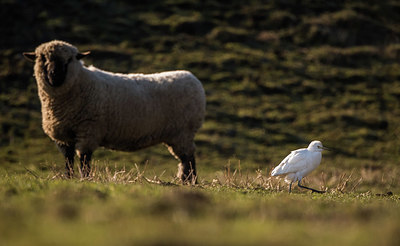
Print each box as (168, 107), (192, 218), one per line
(178, 154), (197, 185)
(56, 143), (75, 178)
(166, 141), (197, 184)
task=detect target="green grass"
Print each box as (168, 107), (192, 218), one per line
(1, 167), (400, 246)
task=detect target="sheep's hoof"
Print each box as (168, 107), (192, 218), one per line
(178, 173), (197, 185)
(177, 165), (197, 185)
(65, 170), (74, 179)
(180, 176), (197, 185)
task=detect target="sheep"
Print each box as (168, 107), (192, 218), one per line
(23, 40), (206, 184)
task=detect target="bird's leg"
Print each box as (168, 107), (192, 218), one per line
(297, 179), (325, 194)
(289, 181), (293, 193)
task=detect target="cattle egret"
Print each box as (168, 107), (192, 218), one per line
(271, 140), (329, 193)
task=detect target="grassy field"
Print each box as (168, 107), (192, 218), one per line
(1, 0), (400, 245)
(1, 166), (400, 246)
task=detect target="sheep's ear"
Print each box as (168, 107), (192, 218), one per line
(23, 52), (36, 62)
(76, 51), (90, 60)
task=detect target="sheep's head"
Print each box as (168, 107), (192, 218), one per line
(23, 40), (89, 87)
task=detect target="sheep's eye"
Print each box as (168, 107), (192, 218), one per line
(67, 57), (72, 64)
(40, 54), (46, 62)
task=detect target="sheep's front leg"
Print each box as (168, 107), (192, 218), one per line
(78, 151), (92, 178)
(56, 143), (75, 178)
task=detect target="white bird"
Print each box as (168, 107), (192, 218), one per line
(271, 140), (329, 193)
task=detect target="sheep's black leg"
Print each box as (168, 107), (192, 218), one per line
(79, 152), (92, 178)
(297, 179), (325, 193)
(56, 143), (75, 178)
(178, 154), (197, 184)
(165, 142), (197, 184)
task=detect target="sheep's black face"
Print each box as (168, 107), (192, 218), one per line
(41, 55), (71, 87)
(23, 41), (90, 88)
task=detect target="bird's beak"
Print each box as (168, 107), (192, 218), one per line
(322, 146), (331, 151)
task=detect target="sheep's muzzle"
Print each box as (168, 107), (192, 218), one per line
(43, 57), (67, 87)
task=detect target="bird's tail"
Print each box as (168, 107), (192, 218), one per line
(270, 166), (281, 176)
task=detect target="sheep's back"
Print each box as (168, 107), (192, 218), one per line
(95, 69), (205, 151)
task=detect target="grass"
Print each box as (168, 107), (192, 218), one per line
(1, 165), (400, 246)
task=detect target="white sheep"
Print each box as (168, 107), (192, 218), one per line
(23, 40), (206, 183)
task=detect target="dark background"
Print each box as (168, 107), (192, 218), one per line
(1, 0), (400, 173)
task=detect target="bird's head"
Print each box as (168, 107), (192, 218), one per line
(308, 140), (330, 152)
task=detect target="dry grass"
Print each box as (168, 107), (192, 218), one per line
(3, 162), (400, 246)
(31, 160), (400, 196)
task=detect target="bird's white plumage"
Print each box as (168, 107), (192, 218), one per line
(271, 140), (326, 184)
